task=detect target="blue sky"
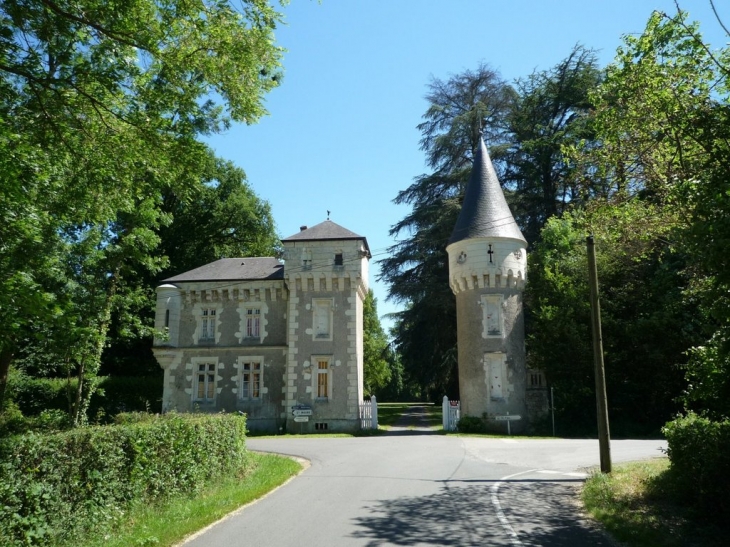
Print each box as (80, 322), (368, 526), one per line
(205, 0), (729, 328)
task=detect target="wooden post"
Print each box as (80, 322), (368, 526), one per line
(587, 235), (612, 474)
(371, 395), (378, 429)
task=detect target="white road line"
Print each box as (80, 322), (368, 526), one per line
(491, 469), (539, 546)
(536, 470), (588, 478)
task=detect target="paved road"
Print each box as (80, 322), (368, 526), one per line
(183, 431), (666, 546)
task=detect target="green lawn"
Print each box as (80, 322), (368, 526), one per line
(582, 458), (727, 547)
(77, 452), (302, 547)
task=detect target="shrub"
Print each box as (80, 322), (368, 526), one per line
(7, 373), (163, 420)
(662, 412), (730, 519)
(0, 412), (247, 546)
(457, 415), (487, 433)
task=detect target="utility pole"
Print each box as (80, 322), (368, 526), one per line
(587, 235), (611, 474)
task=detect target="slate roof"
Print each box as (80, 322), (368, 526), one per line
(448, 138), (527, 246)
(283, 220), (371, 257)
(162, 257), (284, 283)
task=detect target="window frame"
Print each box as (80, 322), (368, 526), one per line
(481, 294), (504, 338)
(312, 356), (332, 400)
(245, 307), (261, 339)
(484, 352), (506, 401)
(199, 307), (217, 342)
(238, 357), (264, 401)
(192, 358), (218, 403)
(312, 298), (334, 341)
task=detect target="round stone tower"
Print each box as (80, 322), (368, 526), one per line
(446, 138), (528, 430)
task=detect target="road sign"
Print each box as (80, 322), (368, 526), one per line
(293, 416), (309, 423)
(493, 415), (521, 421)
(292, 405), (312, 417)
(293, 409), (312, 417)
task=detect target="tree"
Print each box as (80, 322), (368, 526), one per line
(100, 152), (280, 377)
(527, 200), (701, 435)
(379, 64), (515, 400)
(580, 9), (730, 419)
(362, 290), (391, 397)
(0, 0), (285, 418)
(381, 52), (603, 401)
(504, 45), (602, 242)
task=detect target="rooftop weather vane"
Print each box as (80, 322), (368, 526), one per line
(327, 210), (331, 220)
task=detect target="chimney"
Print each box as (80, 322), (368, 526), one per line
(300, 225), (307, 231)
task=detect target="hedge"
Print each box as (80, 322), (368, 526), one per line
(662, 412), (730, 519)
(0, 412), (248, 546)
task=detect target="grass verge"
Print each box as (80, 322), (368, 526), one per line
(582, 458), (727, 547)
(78, 452), (302, 547)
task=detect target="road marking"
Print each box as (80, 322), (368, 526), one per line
(501, 439), (519, 444)
(491, 469), (538, 546)
(536, 470), (588, 478)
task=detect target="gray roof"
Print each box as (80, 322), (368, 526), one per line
(448, 138), (526, 246)
(163, 257), (284, 283)
(283, 220), (371, 257)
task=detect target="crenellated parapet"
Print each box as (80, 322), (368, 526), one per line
(447, 237), (527, 295)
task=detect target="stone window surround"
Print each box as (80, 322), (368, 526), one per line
(312, 298), (334, 341)
(484, 352), (507, 401)
(312, 355), (333, 401)
(192, 302), (223, 345)
(237, 356), (264, 401)
(191, 356), (220, 403)
(481, 294), (504, 339)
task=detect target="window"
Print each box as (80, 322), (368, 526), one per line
(240, 360), (262, 400)
(200, 308), (216, 341)
(246, 308), (260, 338)
(302, 248), (312, 270)
(165, 309), (170, 328)
(313, 299), (333, 340)
(316, 358), (330, 399)
(482, 295), (503, 338)
(484, 353), (506, 400)
(334, 253), (343, 266)
(195, 362), (217, 402)
(529, 371), (546, 388)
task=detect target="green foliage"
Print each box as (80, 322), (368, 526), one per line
(4, 372), (163, 431)
(527, 200), (700, 436)
(456, 415), (487, 434)
(0, 0), (285, 421)
(663, 413), (730, 520)
(380, 64), (514, 401)
(362, 290), (392, 397)
(504, 45), (602, 242)
(0, 412), (248, 546)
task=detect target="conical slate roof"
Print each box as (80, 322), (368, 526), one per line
(283, 220), (371, 257)
(448, 138), (526, 246)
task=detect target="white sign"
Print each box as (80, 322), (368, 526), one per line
(493, 415), (522, 421)
(293, 416), (309, 423)
(293, 409), (313, 417)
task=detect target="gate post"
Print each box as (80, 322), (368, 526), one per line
(442, 396), (449, 430)
(371, 395), (378, 429)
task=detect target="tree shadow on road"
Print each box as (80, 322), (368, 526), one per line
(350, 478), (616, 546)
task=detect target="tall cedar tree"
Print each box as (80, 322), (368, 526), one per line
(380, 50), (602, 401)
